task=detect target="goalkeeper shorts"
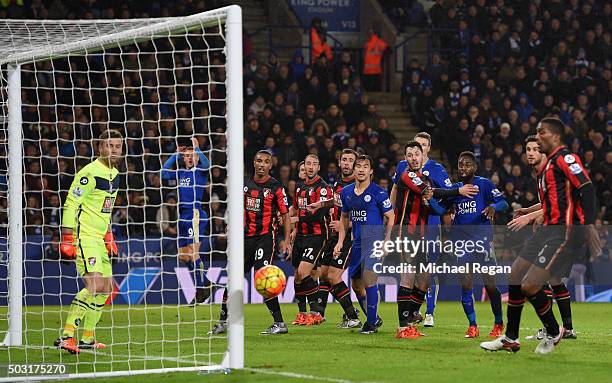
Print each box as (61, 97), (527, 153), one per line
(76, 238), (112, 277)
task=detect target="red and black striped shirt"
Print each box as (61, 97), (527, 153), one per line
(537, 146), (590, 226)
(332, 176), (355, 221)
(395, 170), (431, 238)
(244, 176), (289, 237)
(294, 176), (332, 237)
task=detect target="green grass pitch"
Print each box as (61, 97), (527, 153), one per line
(1, 302), (611, 382)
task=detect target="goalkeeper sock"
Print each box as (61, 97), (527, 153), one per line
(317, 279), (331, 316)
(461, 288), (477, 326)
(397, 285), (413, 327)
(81, 293), (108, 343)
(62, 288), (93, 338)
(194, 258), (210, 288)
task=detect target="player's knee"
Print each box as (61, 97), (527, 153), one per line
(520, 282), (540, 297)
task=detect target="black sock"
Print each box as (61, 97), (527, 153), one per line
(397, 285), (412, 327)
(294, 279), (307, 312)
(551, 284), (572, 330)
(220, 289), (228, 321)
(407, 288), (426, 322)
(265, 296), (284, 323)
(543, 284), (553, 299)
(486, 287), (504, 325)
(505, 285), (524, 340)
(527, 288), (560, 337)
(317, 280), (331, 316)
(331, 282), (358, 319)
(301, 276), (321, 314)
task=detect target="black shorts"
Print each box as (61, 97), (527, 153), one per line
(321, 235), (352, 270)
(244, 234), (275, 273)
(518, 225), (585, 278)
(292, 235), (327, 269)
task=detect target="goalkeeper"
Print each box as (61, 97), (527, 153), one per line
(54, 130), (123, 354)
(161, 137), (213, 304)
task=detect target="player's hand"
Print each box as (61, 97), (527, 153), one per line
(422, 187), (433, 201)
(306, 201), (321, 214)
(60, 232), (77, 259)
(458, 184), (479, 198)
(513, 207), (529, 219)
(191, 137), (199, 149)
(586, 224), (602, 259)
(333, 243), (343, 258)
(482, 206), (496, 221)
(330, 220), (341, 232)
(178, 145), (186, 153)
(507, 214), (532, 231)
(104, 231), (119, 258)
(290, 216), (299, 224)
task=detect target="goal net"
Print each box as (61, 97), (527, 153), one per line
(0, 5), (244, 381)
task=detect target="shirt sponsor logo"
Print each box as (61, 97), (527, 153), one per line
(351, 210), (368, 222)
(457, 200), (477, 215)
(246, 196), (261, 212)
(179, 177), (191, 186)
(101, 196), (115, 214)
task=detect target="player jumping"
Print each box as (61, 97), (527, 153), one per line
(336, 154), (395, 334)
(161, 137), (214, 305)
(55, 130), (123, 354)
(437, 151), (508, 338)
(481, 118), (601, 354)
(210, 150), (292, 335)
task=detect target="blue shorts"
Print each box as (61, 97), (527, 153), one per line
(177, 210), (209, 248)
(348, 244), (380, 279)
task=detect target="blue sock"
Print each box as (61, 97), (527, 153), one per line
(461, 288), (477, 326)
(426, 277), (437, 315)
(194, 258), (210, 288)
(357, 294), (367, 314)
(488, 288), (503, 324)
(365, 285), (379, 325)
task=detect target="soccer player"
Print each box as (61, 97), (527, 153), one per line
(437, 151), (508, 338)
(210, 150), (292, 335)
(481, 118), (600, 354)
(55, 130), (123, 354)
(393, 141), (477, 339)
(507, 136), (577, 340)
(391, 132), (452, 327)
(335, 154), (394, 334)
(290, 154), (333, 325)
(161, 137), (213, 305)
(308, 149), (361, 328)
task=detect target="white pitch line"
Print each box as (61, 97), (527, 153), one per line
(244, 368), (382, 383)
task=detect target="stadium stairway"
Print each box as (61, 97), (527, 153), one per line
(369, 91), (446, 165)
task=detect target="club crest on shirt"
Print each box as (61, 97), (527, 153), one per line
(263, 188), (271, 198)
(364, 195), (371, 202)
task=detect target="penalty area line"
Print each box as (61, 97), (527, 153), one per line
(244, 367), (382, 383)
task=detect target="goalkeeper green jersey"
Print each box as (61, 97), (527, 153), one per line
(62, 159), (119, 240)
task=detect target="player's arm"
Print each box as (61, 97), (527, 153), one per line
(61, 171), (95, 258)
(377, 191), (395, 242)
(161, 152), (179, 180)
(513, 203), (542, 218)
(334, 212), (350, 257)
(508, 209), (543, 231)
(390, 161), (406, 206)
(428, 198), (447, 216)
(557, 154), (602, 256)
(432, 184), (478, 199)
(482, 182), (509, 220)
(390, 184), (397, 207)
(306, 198), (334, 213)
(192, 138), (211, 170)
(300, 186), (332, 222)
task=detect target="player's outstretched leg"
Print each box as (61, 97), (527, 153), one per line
(461, 287), (479, 338)
(260, 296), (288, 335)
(480, 284), (522, 352)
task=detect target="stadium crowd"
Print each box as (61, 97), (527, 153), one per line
(2, 0), (610, 262)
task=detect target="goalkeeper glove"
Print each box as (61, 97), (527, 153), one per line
(60, 232), (77, 259)
(104, 231), (119, 258)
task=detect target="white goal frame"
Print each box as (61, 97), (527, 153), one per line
(0, 4), (243, 379)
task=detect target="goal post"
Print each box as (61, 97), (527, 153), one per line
(0, 4), (243, 380)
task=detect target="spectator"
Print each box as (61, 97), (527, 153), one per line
(362, 28), (390, 91)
